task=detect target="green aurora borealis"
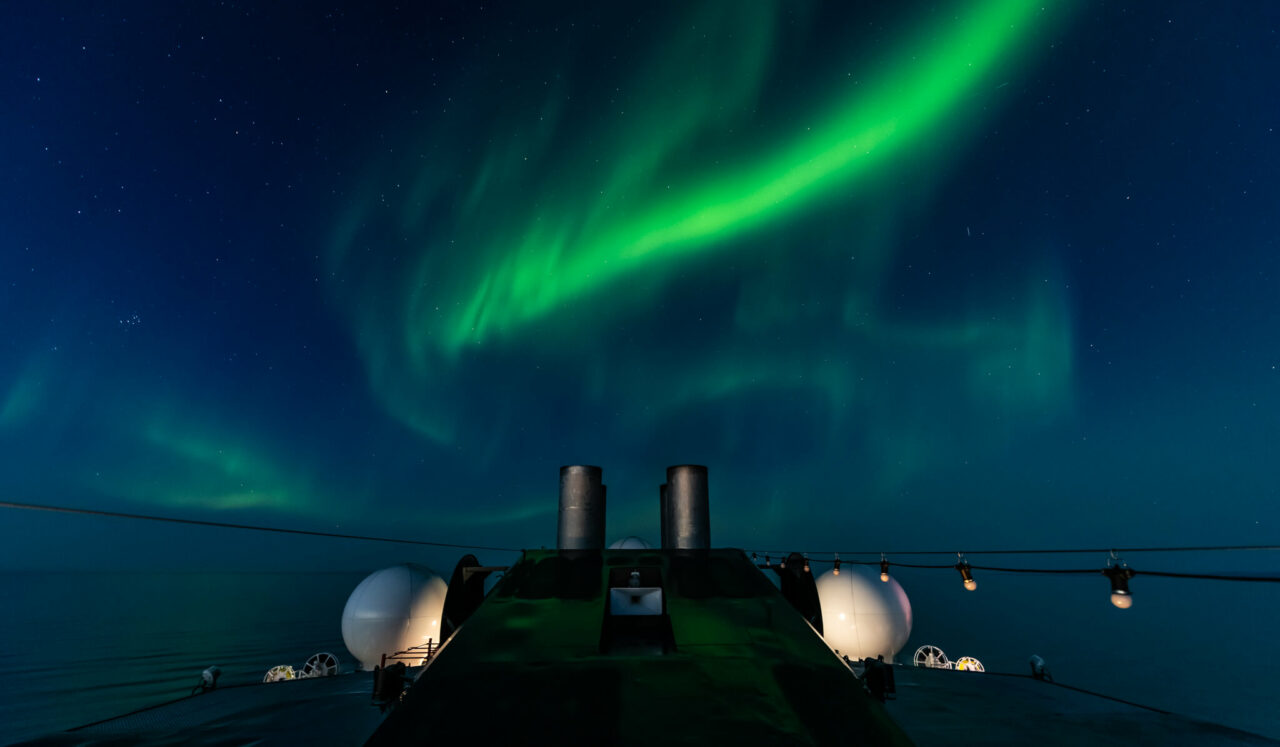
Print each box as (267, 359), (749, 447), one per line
(3, 0), (1277, 559)
(329, 0), (1072, 454)
(5, 0), (1280, 734)
(422, 0), (1046, 351)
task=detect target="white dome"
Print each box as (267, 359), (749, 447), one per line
(608, 536), (652, 549)
(815, 565), (912, 661)
(341, 564), (448, 670)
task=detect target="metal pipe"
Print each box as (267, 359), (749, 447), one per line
(665, 465), (710, 549)
(659, 484), (670, 549)
(557, 465), (606, 550)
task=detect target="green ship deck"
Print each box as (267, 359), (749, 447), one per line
(370, 548), (911, 745)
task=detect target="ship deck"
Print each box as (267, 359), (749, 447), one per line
(884, 665), (1274, 745)
(14, 670), (387, 746)
(13, 657), (1278, 745)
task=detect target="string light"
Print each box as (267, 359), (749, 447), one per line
(765, 554), (771, 568)
(1105, 552), (1134, 609)
(956, 554), (977, 591)
(746, 542), (1280, 556)
(737, 546), (1278, 596)
(780, 555), (786, 570)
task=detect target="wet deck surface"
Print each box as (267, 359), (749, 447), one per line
(13, 671), (388, 746)
(13, 661), (1279, 745)
(883, 665), (1278, 746)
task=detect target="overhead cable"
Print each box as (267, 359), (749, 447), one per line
(0, 500), (522, 553)
(755, 553), (1280, 583)
(751, 544), (1280, 556)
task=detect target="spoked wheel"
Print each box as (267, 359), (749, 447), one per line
(913, 645), (950, 669)
(264, 665), (296, 683)
(302, 652), (341, 678)
(955, 656), (985, 672)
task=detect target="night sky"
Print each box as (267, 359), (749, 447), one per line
(2, 2), (1278, 569)
(3, 0), (1280, 734)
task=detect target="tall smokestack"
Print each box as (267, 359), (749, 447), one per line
(557, 465), (606, 550)
(665, 465), (710, 550)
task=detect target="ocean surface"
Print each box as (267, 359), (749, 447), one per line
(0, 572), (364, 744)
(1, 569), (1277, 744)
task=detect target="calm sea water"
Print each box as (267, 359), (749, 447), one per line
(0, 572), (365, 744)
(2, 569), (1277, 744)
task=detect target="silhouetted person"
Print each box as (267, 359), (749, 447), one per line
(373, 662), (410, 712)
(863, 657), (886, 702)
(878, 655), (896, 699)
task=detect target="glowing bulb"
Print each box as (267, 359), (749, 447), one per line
(964, 578), (978, 591)
(880, 558), (890, 583)
(833, 556), (841, 576)
(1104, 563), (1135, 609)
(803, 555), (810, 573)
(956, 561), (977, 591)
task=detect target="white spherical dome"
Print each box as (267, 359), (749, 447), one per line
(608, 536), (652, 549)
(341, 564), (448, 670)
(815, 565), (912, 661)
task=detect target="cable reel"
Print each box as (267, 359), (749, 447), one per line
(302, 652), (341, 678)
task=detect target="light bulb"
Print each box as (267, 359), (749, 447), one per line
(964, 578), (978, 591)
(880, 559), (890, 582)
(1104, 564), (1134, 609)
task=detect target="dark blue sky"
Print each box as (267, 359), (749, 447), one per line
(1, 1), (1277, 569)
(2, 0), (1279, 735)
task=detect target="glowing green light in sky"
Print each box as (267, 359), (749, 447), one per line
(427, 0), (1052, 353)
(328, 0), (1073, 448)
